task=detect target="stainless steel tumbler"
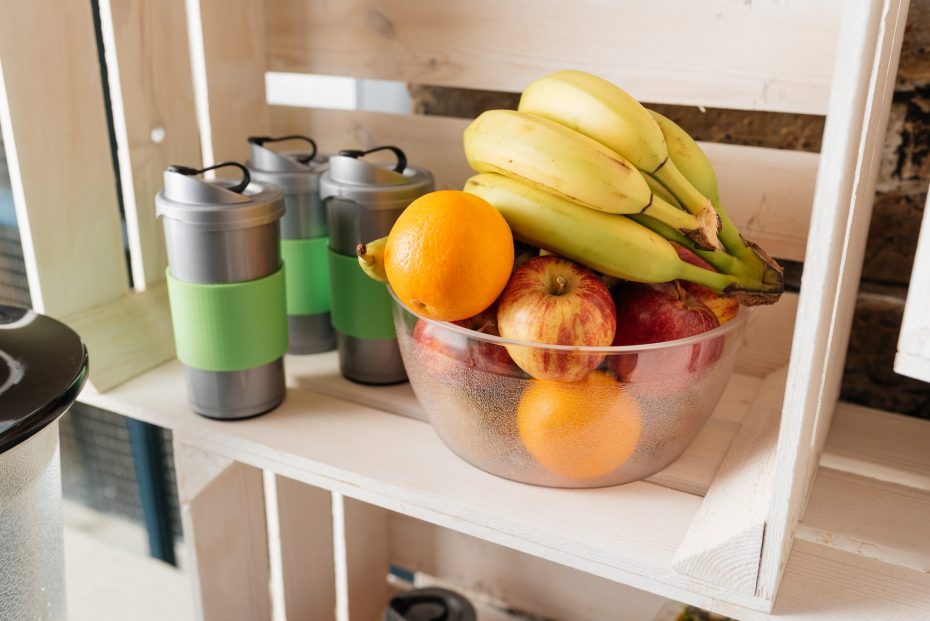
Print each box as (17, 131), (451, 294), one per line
(320, 146), (434, 384)
(247, 135), (335, 354)
(157, 162), (287, 419)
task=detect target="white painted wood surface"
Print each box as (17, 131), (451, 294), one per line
(896, 190), (930, 381)
(274, 476), (337, 621)
(337, 495), (392, 620)
(193, 0), (270, 164)
(175, 443), (272, 621)
(672, 367), (787, 602)
(0, 0), (128, 316)
(271, 107), (817, 263)
(80, 355), (930, 619)
(760, 0), (909, 602)
(60, 283), (174, 392)
(98, 0), (201, 288)
(264, 0), (842, 114)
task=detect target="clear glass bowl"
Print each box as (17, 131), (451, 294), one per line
(391, 290), (748, 488)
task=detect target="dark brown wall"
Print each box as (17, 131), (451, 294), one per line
(409, 1), (930, 418)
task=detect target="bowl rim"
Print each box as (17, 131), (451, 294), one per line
(389, 287), (751, 354)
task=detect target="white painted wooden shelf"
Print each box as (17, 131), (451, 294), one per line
(80, 353), (930, 621)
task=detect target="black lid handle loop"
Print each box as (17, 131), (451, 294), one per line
(248, 135), (318, 164)
(389, 593), (450, 620)
(167, 161), (251, 194)
(338, 145), (407, 173)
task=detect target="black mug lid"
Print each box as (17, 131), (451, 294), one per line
(0, 306), (88, 454)
(384, 588), (477, 621)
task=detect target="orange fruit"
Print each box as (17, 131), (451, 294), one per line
(385, 190), (514, 321)
(517, 371), (641, 481)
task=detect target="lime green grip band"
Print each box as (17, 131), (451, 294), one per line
(166, 267), (288, 372)
(328, 250), (396, 340)
(281, 237), (331, 316)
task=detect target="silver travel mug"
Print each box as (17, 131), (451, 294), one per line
(247, 135), (335, 354)
(156, 162), (287, 419)
(320, 146), (434, 384)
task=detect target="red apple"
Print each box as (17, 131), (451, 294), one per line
(412, 318), (470, 381)
(497, 256), (616, 381)
(452, 306), (520, 376)
(673, 244), (740, 325)
(611, 282), (721, 382)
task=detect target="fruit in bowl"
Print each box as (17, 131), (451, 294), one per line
(359, 69), (786, 488)
(611, 281), (723, 383)
(497, 255), (616, 382)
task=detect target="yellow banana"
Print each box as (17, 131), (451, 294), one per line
(648, 109), (784, 301)
(463, 109), (721, 251)
(356, 237), (388, 283)
(518, 70), (717, 230)
(464, 173), (736, 293)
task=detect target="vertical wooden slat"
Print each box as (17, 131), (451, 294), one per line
(98, 0), (201, 288)
(175, 442), (272, 621)
(275, 475), (337, 621)
(0, 0), (128, 315)
(759, 0), (909, 602)
(334, 494), (391, 621)
(193, 0), (270, 164)
(895, 191), (930, 381)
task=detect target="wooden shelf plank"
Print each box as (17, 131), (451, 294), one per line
(79, 355), (930, 618)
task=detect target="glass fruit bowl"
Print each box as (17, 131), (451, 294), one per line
(391, 290), (748, 488)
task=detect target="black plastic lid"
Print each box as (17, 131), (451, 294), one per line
(384, 588), (477, 621)
(0, 305), (88, 454)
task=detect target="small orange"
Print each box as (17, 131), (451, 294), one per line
(385, 190), (514, 321)
(517, 371), (641, 481)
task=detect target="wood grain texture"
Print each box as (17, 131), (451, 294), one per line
(274, 476), (337, 621)
(61, 282), (174, 392)
(760, 0), (910, 602)
(390, 514), (672, 621)
(264, 0), (842, 114)
(799, 468), (930, 573)
(0, 0), (128, 315)
(823, 402), (930, 492)
(895, 189), (930, 380)
(175, 443), (272, 621)
(271, 106), (817, 263)
(98, 0), (201, 287)
(672, 367), (787, 601)
(338, 495), (392, 620)
(196, 0), (269, 164)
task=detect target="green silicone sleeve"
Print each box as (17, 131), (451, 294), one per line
(166, 267), (288, 372)
(328, 249), (397, 340)
(281, 237), (331, 316)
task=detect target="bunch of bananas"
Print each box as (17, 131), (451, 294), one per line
(463, 70), (784, 305)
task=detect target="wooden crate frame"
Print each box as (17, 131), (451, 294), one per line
(2, 0), (928, 618)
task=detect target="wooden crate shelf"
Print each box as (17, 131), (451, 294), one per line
(80, 353), (930, 620)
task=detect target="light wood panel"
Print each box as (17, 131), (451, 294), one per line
(271, 106), (816, 263)
(0, 0), (128, 315)
(195, 0), (270, 164)
(822, 403), (930, 492)
(389, 514), (672, 621)
(61, 283), (174, 392)
(274, 476), (337, 621)
(98, 0), (201, 288)
(264, 0), (842, 114)
(800, 468), (930, 573)
(337, 495), (392, 620)
(895, 190), (930, 380)
(759, 0), (909, 602)
(672, 367), (786, 601)
(175, 443), (272, 621)
(738, 293), (798, 378)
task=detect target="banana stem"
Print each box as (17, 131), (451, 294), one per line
(677, 262), (736, 293)
(653, 160), (711, 217)
(627, 214), (739, 274)
(643, 195), (721, 251)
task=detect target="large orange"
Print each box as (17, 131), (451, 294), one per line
(517, 371), (641, 481)
(385, 190), (514, 321)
